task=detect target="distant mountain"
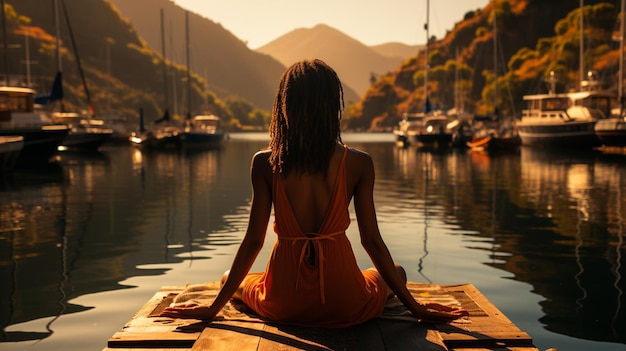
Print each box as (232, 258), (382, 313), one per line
(256, 24), (404, 102)
(370, 42), (422, 62)
(107, 0), (285, 110)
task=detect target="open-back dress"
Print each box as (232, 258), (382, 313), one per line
(241, 146), (389, 328)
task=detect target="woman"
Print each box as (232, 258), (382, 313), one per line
(160, 59), (468, 326)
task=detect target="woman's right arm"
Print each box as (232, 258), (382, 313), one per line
(160, 151), (272, 320)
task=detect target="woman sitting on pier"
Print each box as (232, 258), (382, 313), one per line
(160, 59), (468, 327)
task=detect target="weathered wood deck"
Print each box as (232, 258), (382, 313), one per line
(103, 282), (539, 351)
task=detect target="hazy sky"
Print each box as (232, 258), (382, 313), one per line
(172, 0), (490, 49)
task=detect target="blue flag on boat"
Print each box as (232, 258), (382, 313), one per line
(424, 96), (432, 113)
(34, 71), (63, 105)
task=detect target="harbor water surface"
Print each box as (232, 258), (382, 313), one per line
(0, 132), (625, 351)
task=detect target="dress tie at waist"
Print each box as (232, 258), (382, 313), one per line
(279, 231), (344, 304)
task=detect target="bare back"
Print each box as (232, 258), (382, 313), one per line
(280, 144), (346, 233)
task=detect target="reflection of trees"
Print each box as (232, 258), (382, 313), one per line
(0, 141), (265, 342)
(453, 147), (625, 344)
(369, 143), (625, 344)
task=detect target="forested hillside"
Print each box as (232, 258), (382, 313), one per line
(3, 0), (279, 129)
(345, 0), (621, 131)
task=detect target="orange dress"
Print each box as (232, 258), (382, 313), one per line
(241, 146), (389, 328)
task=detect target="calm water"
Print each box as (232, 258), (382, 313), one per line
(0, 132), (625, 351)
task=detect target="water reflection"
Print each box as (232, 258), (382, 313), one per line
(461, 147), (624, 343)
(0, 137), (624, 349)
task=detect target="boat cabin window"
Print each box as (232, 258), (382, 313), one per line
(533, 97), (570, 111)
(579, 96), (612, 117)
(2, 93), (34, 113)
(0, 94), (9, 111)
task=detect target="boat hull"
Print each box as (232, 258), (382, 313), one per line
(60, 128), (114, 151)
(594, 118), (626, 146)
(0, 125), (69, 163)
(416, 133), (452, 148)
(516, 121), (599, 147)
(467, 135), (520, 151)
(179, 132), (226, 150)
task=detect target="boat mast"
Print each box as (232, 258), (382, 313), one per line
(160, 8), (170, 119)
(53, 0), (64, 111)
(493, 0), (498, 117)
(579, 0), (584, 89)
(617, 0), (626, 117)
(185, 10), (191, 121)
(1, 0), (9, 85)
(423, 0), (429, 113)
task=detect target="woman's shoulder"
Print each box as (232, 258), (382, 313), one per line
(253, 148), (271, 160)
(251, 149), (272, 173)
(345, 146), (373, 164)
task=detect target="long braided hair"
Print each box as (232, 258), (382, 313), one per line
(268, 59), (344, 177)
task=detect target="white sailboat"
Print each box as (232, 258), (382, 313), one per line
(393, 0), (453, 148)
(177, 10), (227, 150)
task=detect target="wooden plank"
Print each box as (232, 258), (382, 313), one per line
(431, 284), (537, 350)
(376, 319), (447, 351)
(103, 283), (539, 351)
(256, 320), (385, 351)
(107, 287), (204, 349)
(191, 321), (264, 351)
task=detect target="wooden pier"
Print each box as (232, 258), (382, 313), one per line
(103, 282), (539, 351)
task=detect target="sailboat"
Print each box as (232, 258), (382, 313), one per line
(129, 8), (183, 150)
(467, 0), (520, 151)
(515, 0), (607, 148)
(43, 0), (113, 151)
(393, 0), (453, 149)
(177, 10), (227, 150)
(594, 0), (626, 147)
(0, 0), (70, 164)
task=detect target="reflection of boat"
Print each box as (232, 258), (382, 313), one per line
(0, 86), (70, 163)
(0, 136), (23, 171)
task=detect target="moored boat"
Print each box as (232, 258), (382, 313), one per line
(51, 111), (114, 151)
(516, 90), (610, 148)
(415, 115), (453, 148)
(179, 114), (227, 150)
(595, 117), (626, 146)
(466, 131), (520, 151)
(0, 86), (69, 164)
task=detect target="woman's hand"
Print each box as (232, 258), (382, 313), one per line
(414, 302), (470, 323)
(159, 302), (220, 320)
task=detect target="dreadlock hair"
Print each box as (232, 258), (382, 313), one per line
(268, 59), (344, 177)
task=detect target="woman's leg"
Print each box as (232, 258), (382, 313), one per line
(222, 270), (263, 301)
(365, 264), (407, 299)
